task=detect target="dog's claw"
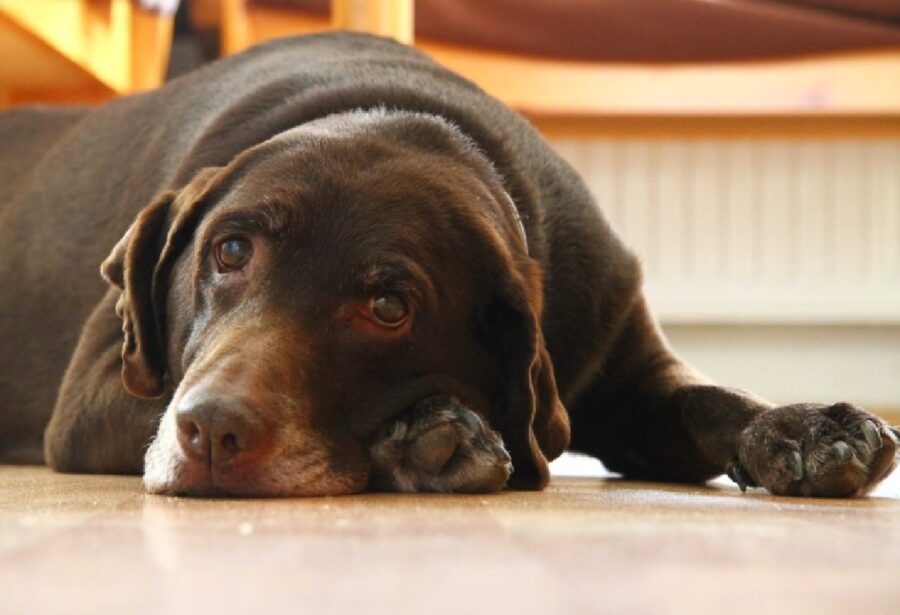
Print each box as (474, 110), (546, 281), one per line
(408, 424), (458, 474)
(888, 427), (900, 444)
(831, 441), (852, 463)
(860, 420), (882, 452)
(493, 443), (512, 465)
(457, 408), (484, 433)
(787, 450), (804, 481)
(727, 461), (756, 492)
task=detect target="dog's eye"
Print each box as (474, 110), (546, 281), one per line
(369, 294), (409, 327)
(216, 237), (252, 271)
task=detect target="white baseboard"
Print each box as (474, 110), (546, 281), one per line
(662, 324), (900, 410)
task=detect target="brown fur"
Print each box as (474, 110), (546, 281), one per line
(0, 33), (895, 497)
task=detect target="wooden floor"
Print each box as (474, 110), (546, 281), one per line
(1, 462), (898, 615)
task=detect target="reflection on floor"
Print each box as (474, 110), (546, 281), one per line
(1, 456), (898, 615)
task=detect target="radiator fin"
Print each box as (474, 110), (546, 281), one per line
(553, 139), (900, 324)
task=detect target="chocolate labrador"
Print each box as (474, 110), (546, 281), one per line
(1, 32), (896, 497)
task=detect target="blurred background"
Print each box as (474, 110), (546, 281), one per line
(1, 0), (898, 418)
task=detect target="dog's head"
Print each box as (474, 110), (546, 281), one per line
(102, 111), (569, 496)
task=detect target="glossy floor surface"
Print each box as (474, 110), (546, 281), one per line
(1, 462), (898, 615)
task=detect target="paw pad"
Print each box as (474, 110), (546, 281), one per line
(368, 395), (512, 493)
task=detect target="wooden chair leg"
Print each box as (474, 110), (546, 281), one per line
(130, 5), (175, 90)
(331, 0), (413, 44)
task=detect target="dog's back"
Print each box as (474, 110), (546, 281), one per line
(0, 107), (87, 206)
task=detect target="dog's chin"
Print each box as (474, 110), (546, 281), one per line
(143, 452), (371, 497)
(143, 465), (369, 498)
(141, 420), (371, 498)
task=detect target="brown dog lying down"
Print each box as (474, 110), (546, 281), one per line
(0, 33), (896, 497)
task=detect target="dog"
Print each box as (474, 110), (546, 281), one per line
(1, 32), (896, 497)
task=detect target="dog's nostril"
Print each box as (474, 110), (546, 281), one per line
(220, 433), (239, 455)
(183, 422), (200, 440)
(176, 416), (210, 463)
(189, 428), (203, 447)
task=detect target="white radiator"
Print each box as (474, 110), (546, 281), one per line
(552, 139), (900, 325)
(551, 138), (900, 408)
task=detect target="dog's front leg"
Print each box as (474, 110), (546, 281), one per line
(44, 289), (167, 474)
(570, 295), (898, 497)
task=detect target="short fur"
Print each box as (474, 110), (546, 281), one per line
(0, 33), (895, 497)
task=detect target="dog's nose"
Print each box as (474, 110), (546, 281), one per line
(175, 394), (269, 466)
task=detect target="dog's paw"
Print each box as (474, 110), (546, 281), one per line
(367, 395), (512, 493)
(729, 402), (898, 497)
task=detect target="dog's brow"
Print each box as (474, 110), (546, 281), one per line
(358, 260), (434, 308)
(361, 262), (417, 290)
(214, 202), (291, 237)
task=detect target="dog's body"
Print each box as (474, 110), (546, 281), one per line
(1, 33), (896, 497)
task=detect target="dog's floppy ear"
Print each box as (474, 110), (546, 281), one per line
(100, 168), (222, 398)
(483, 254), (570, 490)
